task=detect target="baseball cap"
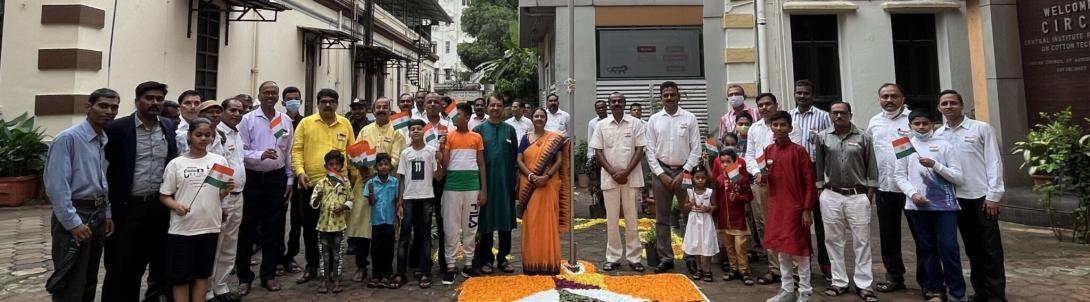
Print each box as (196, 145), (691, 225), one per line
(197, 100), (222, 112)
(350, 98), (367, 108)
(164, 100), (180, 108)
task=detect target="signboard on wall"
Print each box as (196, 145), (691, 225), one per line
(596, 27), (704, 79)
(1017, 0), (1090, 122)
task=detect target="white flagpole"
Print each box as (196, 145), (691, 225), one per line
(566, 0), (577, 267)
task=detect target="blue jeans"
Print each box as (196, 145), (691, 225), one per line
(907, 210), (965, 299)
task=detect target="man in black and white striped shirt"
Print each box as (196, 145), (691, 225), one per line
(789, 79), (832, 280)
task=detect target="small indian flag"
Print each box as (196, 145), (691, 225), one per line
(725, 161), (741, 182)
(270, 115), (287, 139)
(204, 163), (235, 189)
(704, 137), (719, 157)
(756, 154), (767, 173)
(347, 139), (377, 168)
(681, 173), (693, 189)
(391, 111), (412, 130)
(892, 136), (916, 159)
(443, 101), (459, 121)
(424, 123), (448, 143)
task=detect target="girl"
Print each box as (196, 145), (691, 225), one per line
(160, 118), (233, 302)
(681, 167), (718, 282)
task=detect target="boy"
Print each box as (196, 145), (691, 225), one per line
(760, 111), (816, 302)
(440, 102), (487, 285)
(710, 148), (754, 285)
(308, 150), (352, 294)
(396, 119), (444, 288)
(363, 154), (399, 289)
(894, 110), (965, 302)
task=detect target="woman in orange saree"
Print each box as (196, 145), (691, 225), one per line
(516, 108), (572, 275)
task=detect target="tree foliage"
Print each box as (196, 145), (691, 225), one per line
(476, 22), (539, 101)
(458, 0), (517, 71)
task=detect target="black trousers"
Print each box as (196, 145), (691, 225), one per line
(474, 231), (512, 268)
(398, 198), (433, 275)
(410, 179), (447, 272)
(295, 186), (322, 273)
(876, 190), (927, 288)
(102, 197), (170, 302)
(350, 237), (370, 270)
(371, 224), (396, 277)
(283, 188), (303, 267)
(49, 202), (106, 302)
(236, 169), (287, 283)
(957, 197), (1007, 301)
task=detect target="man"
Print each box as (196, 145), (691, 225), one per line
(349, 98), (372, 134)
(349, 97), (406, 281)
(935, 90), (1007, 302)
(398, 93), (416, 117)
(179, 100), (227, 154)
(282, 85), (306, 273)
(522, 102), (533, 120)
(283, 86), (305, 127)
(644, 81), (702, 273)
(235, 94), (255, 113)
(174, 90), (203, 150)
(866, 83), (923, 293)
(590, 92), (647, 273)
(790, 79), (832, 279)
(291, 88), (355, 284)
(743, 93), (801, 285)
(504, 98), (533, 141)
(102, 82), (178, 302)
(206, 98), (248, 302)
(468, 97), (489, 130)
(630, 102), (644, 120)
(412, 91), (428, 120)
(45, 89), (118, 302)
(472, 95), (519, 275)
(586, 100), (609, 211)
(544, 93), (571, 137)
(718, 84), (761, 142)
(161, 100), (181, 125)
(236, 81), (296, 294)
(814, 102), (879, 301)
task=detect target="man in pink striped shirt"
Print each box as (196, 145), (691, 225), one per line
(718, 84), (761, 143)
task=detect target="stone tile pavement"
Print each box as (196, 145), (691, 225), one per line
(2, 191), (1090, 301)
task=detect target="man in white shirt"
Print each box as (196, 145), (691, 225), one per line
(468, 97), (489, 130)
(743, 92), (801, 284)
(790, 79), (833, 279)
(590, 92), (647, 273)
(207, 98), (248, 301)
(544, 93), (571, 137)
(644, 81), (702, 273)
(935, 90), (1007, 302)
(411, 91), (428, 120)
(504, 99), (533, 142)
(587, 100), (609, 210)
(866, 83), (924, 293)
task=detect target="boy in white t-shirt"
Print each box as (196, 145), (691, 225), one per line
(159, 118), (233, 302)
(395, 119), (445, 288)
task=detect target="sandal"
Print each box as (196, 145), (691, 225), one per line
(824, 286), (849, 297)
(287, 261), (303, 273)
(690, 270), (703, 280)
(331, 280), (344, 293)
(295, 271), (316, 284)
(377, 277), (391, 288)
(316, 280), (329, 294)
(499, 261), (516, 273)
(857, 288), (879, 302)
(352, 270), (365, 282)
(479, 264), (494, 274)
(756, 272), (781, 285)
(260, 280), (282, 291)
(629, 263), (645, 273)
(367, 277), (381, 288)
(722, 271), (740, 281)
(742, 274), (755, 286)
(388, 275), (406, 289)
(875, 280), (906, 293)
(419, 276), (432, 288)
(924, 290), (944, 302)
(602, 262), (619, 272)
(702, 272), (713, 283)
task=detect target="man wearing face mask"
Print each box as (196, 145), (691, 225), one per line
(866, 83), (925, 294)
(281, 86), (306, 275)
(283, 87), (305, 129)
(718, 84), (761, 143)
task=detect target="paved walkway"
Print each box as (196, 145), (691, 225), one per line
(3, 191), (1090, 301)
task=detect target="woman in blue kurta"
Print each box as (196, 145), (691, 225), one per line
(472, 95), (520, 274)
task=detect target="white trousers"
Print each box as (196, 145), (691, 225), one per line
(820, 190), (874, 289)
(603, 186), (642, 264)
(207, 194), (243, 298)
(442, 190), (480, 268)
(779, 253), (813, 294)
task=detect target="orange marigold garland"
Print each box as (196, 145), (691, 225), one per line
(458, 275), (555, 302)
(603, 274), (708, 302)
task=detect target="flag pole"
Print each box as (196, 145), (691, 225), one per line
(566, 0), (577, 268)
(188, 182), (207, 208)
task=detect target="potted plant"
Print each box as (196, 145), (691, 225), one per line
(0, 113), (49, 206)
(1012, 108), (1083, 185)
(574, 140), (590, 188)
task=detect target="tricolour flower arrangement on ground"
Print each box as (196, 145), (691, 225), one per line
(459, 260), (709, 302)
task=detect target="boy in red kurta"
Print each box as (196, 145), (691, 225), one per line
(709, 148), (755, 284)
(760, 111), (816, 302)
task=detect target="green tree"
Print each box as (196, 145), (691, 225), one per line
(476, 21), (538, 100)
(458, 0), (517, 70)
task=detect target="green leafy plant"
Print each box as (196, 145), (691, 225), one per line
(0, 113), (49, 177)
(1011, 109), (1083, 176)
(574, 140), (588, 175)
(1012, 108), (1090, 243)
(474, 21), (539, 100)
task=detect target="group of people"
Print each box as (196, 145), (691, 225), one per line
(42, 78), (1006, 302)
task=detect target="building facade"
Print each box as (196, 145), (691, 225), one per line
(0, 0), (449, 136)
(433, 0), (475, 83)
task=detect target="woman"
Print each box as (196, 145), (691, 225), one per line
(516, 108), (571, 275)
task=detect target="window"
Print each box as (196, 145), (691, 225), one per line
(462, 0), (470, 5)
(791, 14), (840, 111)
(195, 2), (221, 99)
(444, 68), (452, 81)
(445, 41), (451, 54)
(434, 68), (440, 83)
(892, 14), (940, 111)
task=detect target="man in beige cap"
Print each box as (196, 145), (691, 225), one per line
(177, 100), (226, 154)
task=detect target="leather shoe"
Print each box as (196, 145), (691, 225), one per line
(238, 283), (251, 296)
(262, 279), (282, 291)
(653, 261), (674, 273)
(875, 280), (905, 293)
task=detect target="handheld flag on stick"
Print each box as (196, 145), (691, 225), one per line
(725, 161), (741, 182)
(347, 139), (378, 168)
(424, 123), (448, 144)
(681, 173), (693, 190)
(892, 136), (916, 159)
(390, 111), (412, 130)
(443, 101), (459, 121)
(704, 137), (719, 157)
(205, 163), (235, 189)
(756, 154), (767, 173)
(269, 115), (287, 139)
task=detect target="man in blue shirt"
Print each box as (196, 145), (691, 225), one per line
(44, 88), (119, 302)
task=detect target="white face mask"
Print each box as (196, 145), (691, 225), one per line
(914, 130), (934, 140)
(882, 106), (903, 119)
(285, 99), (302, 113)
(728, 96), (745, 108)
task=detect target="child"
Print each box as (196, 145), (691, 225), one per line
(440, 102), (487, 285)
(394, 119), (444, 288)
(363, 154), (399, 289)
(159, 118), (232, 302)
(733, 112), (753, 155)
(711, 148), (755, 285)
(894, 110), (965, 302)
(310, 150), (352, 293)
(682, 167), (718, 282)
(760, 111), (816, 302)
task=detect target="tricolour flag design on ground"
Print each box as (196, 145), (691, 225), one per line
(204, 163), (235, 189)
(725, 161), (741, 182)
(681, 173), (693, 189)
(756, 154), (767, 173)
(269, 115), (287, 139)
(391, 111), (412, 130)
(892, 136), (916, 159)
(424, 123), (448, 144)
(704, 137), (719, 157)
(443, 101), (459, 121)
(347, 139), (377, 168)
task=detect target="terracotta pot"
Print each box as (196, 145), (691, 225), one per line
(0, 175), (41, 206)
(1032, 174), (1056, 187)
(577, 174), (590, 188)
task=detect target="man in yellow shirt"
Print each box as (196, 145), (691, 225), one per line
(345, 96), (405, 282)
(291, 88), (356, 284)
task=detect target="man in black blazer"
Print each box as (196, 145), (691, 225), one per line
(101, 81), (178, 302)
